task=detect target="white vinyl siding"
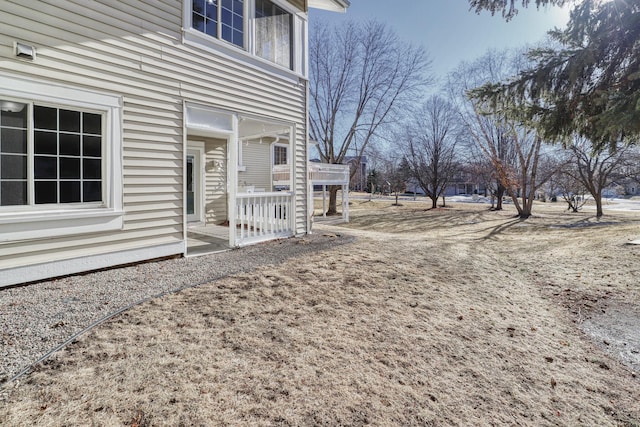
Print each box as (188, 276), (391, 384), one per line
(0, 0), (308, 280)
(184, 0), (307, 76)
(239, 140), (271, 189)
(204, 137), (228, 224)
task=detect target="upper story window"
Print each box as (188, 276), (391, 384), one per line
(255, 0), (292, 69)
(186, 0), (305, 74)
(192, 0), (245, 47)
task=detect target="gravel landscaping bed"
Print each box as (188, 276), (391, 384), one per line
(0, 232), (354, 386)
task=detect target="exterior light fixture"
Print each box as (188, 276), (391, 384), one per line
(0, 101), (26, 113)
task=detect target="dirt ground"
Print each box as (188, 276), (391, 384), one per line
(1, 200), (640, 426)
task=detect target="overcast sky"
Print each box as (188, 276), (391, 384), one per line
(309, 1), (571, 83)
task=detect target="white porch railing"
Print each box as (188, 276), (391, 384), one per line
(272, 164), (290, 186)
(272, 162), (351, 186)
(309, 163), (350, 185)
(235, 192), (293, 246)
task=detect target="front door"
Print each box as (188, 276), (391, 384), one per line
(186, 145), (204, 223)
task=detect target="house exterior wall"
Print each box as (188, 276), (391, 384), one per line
(204, 137), (227, 225)
(240, 140), (272, 191)
(0, 0), (311, 286)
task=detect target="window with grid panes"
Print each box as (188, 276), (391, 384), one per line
(189, 0), (297, 70)
(192, 0), (245, 47)
(273, 144), (287, 165)
(0, 101), (103, 207)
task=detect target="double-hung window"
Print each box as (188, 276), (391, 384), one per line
(186, 0), (304, 74)
(0, 73), (123, 241)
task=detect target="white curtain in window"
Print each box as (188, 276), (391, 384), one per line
(255, 6), (291, 69)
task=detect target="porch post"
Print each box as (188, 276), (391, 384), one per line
(322, 185), (327, 218)
(228, 116), (239, 247)
(308, 182), (313, 233)
(290, 125), (296, 235)
(343, 184), (349, 223)
(182, 102), (188, 255)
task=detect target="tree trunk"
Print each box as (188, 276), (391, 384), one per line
(519, 189), (536, 219)
(595, 194), (604, 218)
(568, 200), (578, 212)
(518, 197), (533, 218)
(395, 192), (399, 206)
(430, 196), (438, 209)
(441, 195), (446, 207)
(495, 186), (505, 210)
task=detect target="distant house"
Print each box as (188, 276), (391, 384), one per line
(444, 171), (488, 196)
(609, 178), (640, 197)
(0, 0), (349, 287)
(406, 175), (487, 197)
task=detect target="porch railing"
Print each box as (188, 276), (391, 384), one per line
(309, 163), (350, 185)
(272, 164), (290, 185)
(272, 163), (351, 186)
(235, 192), (293, 246)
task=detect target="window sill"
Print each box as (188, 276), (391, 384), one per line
(0, 208), (124, 242)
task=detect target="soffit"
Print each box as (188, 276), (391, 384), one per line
(285, 0), (350, 13)
(307, 0), (350, 12)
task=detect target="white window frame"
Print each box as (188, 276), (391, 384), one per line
(272, 141), (288, 165)
(191, 0), (247, 48)
(0, 72), (123, 242)
(183, 0), (308, 79)
(253, 0), (294, 69)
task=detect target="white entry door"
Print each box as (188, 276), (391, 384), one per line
(186, 144), (205, 223)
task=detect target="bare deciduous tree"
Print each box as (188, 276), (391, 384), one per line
(381, 156), (410, 206)
(563, 139), (639, 217)
(464, 155), (500, 208)
(450, 50), (558, 218)
(448, 51), (516, 211)
(549, 166), (589, 212)
(309, 20), (431, 214)
(403, 96), (460, 209)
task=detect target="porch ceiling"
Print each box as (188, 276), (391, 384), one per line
(238, 117), (291, 140)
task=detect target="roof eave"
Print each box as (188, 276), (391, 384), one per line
(307, 0), (350, 13)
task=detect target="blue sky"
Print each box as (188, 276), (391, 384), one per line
(309, 1), (571, 83)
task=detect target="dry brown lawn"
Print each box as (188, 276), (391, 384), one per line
(1, 200), (640, 426)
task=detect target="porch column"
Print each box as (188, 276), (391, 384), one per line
(322, 185), (327, 218)
(342, 184), (349, 223)
(308, 182), (314, 233)
(228, 116), (239, 247)
(289, 126), (296, 235)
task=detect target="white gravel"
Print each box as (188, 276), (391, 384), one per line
(0, 232), (353, 386)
